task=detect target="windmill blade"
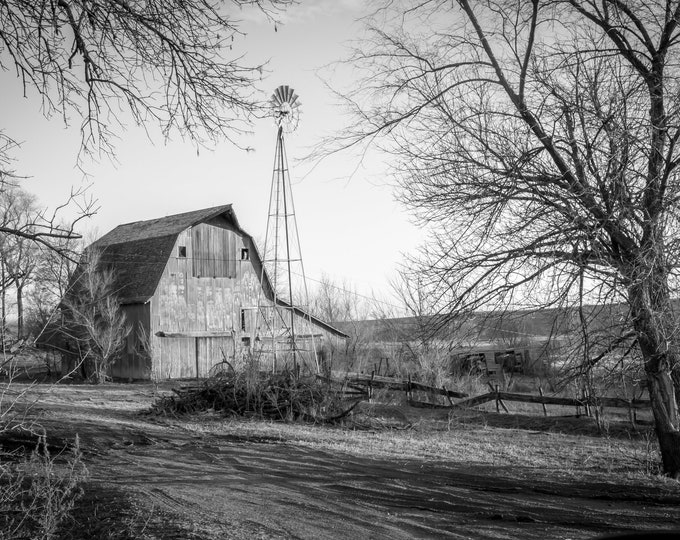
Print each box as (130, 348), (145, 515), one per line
(275, 86), (285, 104)
(271, 84), (302, 132)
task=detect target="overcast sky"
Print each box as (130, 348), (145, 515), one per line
(1, 1), (423, 307)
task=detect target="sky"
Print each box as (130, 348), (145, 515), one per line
(0, 1), (424, 308)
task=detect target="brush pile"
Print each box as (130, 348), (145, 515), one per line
(152, 370), (357, 423)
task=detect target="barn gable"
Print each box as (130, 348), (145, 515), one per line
(92, 205), (239, 303)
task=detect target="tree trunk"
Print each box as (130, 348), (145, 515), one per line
(1, 286), (5, 335)
(1, 263), (6, 334)
(629, 278), (680, 478)
(648, 370), (680, 477)
(16, 283), (23, 338)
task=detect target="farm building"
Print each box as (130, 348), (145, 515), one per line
(63, 204), (347, 380)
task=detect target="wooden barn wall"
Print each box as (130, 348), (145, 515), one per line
(147, 220), (346, 379)
(149, 222), (262, 379)
(110, 303), (151, 380)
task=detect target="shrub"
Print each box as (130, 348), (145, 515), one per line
(0, 435), (88, 540)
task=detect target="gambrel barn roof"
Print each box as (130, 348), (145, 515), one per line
(92, 205), (238, 304)
(91, 205), (348, 339)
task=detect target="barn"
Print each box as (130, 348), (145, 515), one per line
(74, 204), (347, 380)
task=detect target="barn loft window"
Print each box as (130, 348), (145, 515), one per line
(178, 246), (187, 258)
(241, 247), (249, 260)
(191, 224), (235, 278)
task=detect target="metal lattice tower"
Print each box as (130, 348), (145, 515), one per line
(253, 85), (318, 374)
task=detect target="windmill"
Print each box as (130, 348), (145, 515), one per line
(252, 85), (318, 374)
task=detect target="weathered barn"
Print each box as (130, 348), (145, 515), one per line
(80, 205), (347, 380)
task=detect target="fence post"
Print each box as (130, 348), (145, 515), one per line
(487, 381), (508, 413)
(443, 386), (454, 407)
(538, 386), (548, 417)
(628, 399), (637, 431)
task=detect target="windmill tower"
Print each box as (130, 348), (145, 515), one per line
(253, 85), (318, 374)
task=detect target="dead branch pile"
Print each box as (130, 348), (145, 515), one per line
(152, 371), (358, 423)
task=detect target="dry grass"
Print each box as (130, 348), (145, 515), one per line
(173, 401), (673, 491)
(0, 436), (88, 540)
(3, 380), (679, 539)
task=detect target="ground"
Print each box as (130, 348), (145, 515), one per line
(2, 381), (680, 539)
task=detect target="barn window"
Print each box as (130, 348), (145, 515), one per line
(191, 224), (235, 278)
(178, 246), (187, 258)
(241, 247), (249, 260)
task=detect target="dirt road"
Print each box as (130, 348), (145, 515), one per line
(5, 383), (680, 539)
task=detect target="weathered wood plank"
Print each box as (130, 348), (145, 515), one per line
(156, 331), (234, 338)
(451, 392), (496, 408)
(410, 381), (468, 399)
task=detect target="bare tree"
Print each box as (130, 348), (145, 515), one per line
(0, 184), (93, 337)
(0, 0), (290, 166)
(0, 1), (290, 250)
(386, 273), (459, 386)
(336, 0), (680, 476)
(310, 273), (368, 323)
(60, 249), (130, 383)
(0, 187), (40, 337)
(307, 273), (376, 373)
(25, 240), (80, 337)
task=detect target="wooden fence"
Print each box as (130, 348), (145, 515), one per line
(319, 371), (468, 402)
(321, 371), (651, 419)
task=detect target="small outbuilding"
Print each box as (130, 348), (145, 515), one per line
(76, 204), (346, 380)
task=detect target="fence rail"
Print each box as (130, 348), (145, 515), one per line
(319, 371), (469, 400)
(322, 372), (651, 416)
(450, 391), (650, 410)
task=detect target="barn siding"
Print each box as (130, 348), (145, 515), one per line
(149, 223), (263, 379)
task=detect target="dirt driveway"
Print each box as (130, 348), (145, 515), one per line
(4, 383), (680, 539)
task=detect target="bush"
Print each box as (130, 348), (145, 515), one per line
(0, 435), (88, 540)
